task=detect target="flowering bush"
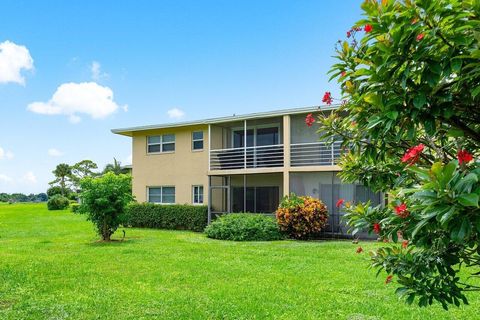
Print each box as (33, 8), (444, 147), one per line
(276, 194), (328, 239)
(316, 0), (480, 310)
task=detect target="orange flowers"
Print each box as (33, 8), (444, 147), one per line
(416, 33), (425, 41)
(457, 149), (473, 165)
(401, 144), (424, 165)
(356, 246), (363, 254)
(402, 240), (409, 249)
(394, 203), (409, 218)
(305, 113), (315, 127)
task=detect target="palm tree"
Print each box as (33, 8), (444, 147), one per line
(50, 163), (72, 196)
(102, 158), (129, 175)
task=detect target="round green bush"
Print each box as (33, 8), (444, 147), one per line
(47, 195), (70, 210)
(205, 213), (283, 241)
(70, 203), (80, 213)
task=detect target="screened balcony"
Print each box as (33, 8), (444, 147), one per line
(209, 117), (284, 171)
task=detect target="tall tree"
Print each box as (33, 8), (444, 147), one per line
(50, 163), (73, 196)
(102, 158), (129, 175)
(71, 160), (98, 190)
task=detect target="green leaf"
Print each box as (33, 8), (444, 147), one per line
(385, 111), (399, 120)
(458, 193), (479, 207)
(413, 94), (427, 109)
(447, 128), (464, 137)
(412, 219), (429, 239)
(451, 59), (462, 72)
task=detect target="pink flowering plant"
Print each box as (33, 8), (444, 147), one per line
(316, 0), (480, 310)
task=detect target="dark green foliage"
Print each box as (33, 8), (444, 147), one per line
(70, 203), (80, 213)
(125, 202), (207, 232)
(47, 195), (70, 210)
(205, 213), (284, 241)
(79, 173), (133, 241)
(47, 186), (64, 198)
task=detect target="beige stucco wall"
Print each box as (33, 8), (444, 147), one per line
(132, 125), (209, 204)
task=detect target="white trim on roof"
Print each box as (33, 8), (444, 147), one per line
(111, 104), (338, 136)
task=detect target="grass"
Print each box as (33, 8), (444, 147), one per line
(0, 203), (478, 319)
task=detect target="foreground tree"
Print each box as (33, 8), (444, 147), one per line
(316, 0), (480, 309)
(78, 173), (133, 241)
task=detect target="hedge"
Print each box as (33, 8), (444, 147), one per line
(205, 213), (284, 241)
(124, 202), (208, 232)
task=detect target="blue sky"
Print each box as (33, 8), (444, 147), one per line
(0, 0), (363, 193)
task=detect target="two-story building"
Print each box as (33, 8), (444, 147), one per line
(112, 105), (382, 236)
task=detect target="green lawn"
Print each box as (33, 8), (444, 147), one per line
(0, 203), (478, 319)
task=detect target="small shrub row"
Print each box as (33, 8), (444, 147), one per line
(125, 202), (207, 232)
(205, 213), (284, 241)
(47, 195), (70, 210)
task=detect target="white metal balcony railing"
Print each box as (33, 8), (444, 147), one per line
(209, 144), (284, 170)
(290, 141), (342, 167)
(209, 141), (343, 170)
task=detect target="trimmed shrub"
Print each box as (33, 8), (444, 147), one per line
(276, 194), (328, 239)
(47, 195), (70, 210)
(205, 213), (283, 241)
(125, 203), (207, 232)
(70, 203), (80, 213)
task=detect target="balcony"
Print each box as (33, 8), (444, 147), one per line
(290, 141), (342, 167)
(209, 144), (284, 170)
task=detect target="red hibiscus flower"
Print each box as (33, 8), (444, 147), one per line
(336, 198), (345, 208)
(347, 31), (351, 38)
(416, 33), (424, 41)
(401, 144), (424, 165)
(385, 275), (393, 284)
(402, 240), (409, 249)
(394, 203), (409, 218)
(373, 223), (381, 234)
(364, 24), (373, 32)
(305, 113), (315, 127)
(457, 149), (473, 165)
(356, 247), (363, 254)
(341, 71), (346, 77)
(322, 91), (333, 105)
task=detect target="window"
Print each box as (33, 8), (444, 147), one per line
(231, 186), (279, 213)
(192, 185), (204, 204)
(232, 126), (279, 148)
(192, 131), (204, 150)
(148, 186), (175, 204)
(147, 134), (175, 153)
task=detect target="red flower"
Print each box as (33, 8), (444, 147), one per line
(322, 91), (333, 105)
(336, 198), (345, 208)
(364, 24), (373, 33)
(356, 246), (363, 254)
(305, 113), (315, 127)
(457, 149), (473, 165)
(373, 223), (381, 234)
(401, 144), (424, 165)
(385, 275), (393, 284)
(351, 121), (357, 127)
(347, 31), (351, 38)
(402, 240), (409, 249)
(394, 203), (409, 218)
(341, 71), (346, 77)
(416, 33), (424, 41)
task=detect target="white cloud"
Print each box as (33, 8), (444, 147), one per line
(22, 171), (37, 184)
(0, 147), (14, 160)
(0, 40), (34, 85)
(167, 107), (185, 119)
(0, 174), (13, 183)
(90, 61), (108, 81)
(27, 82), (126, 123)
(48, 148), (64, 157)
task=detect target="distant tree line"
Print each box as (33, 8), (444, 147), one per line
(0, 192), (48, 203)
(48, 158), (130, 201)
